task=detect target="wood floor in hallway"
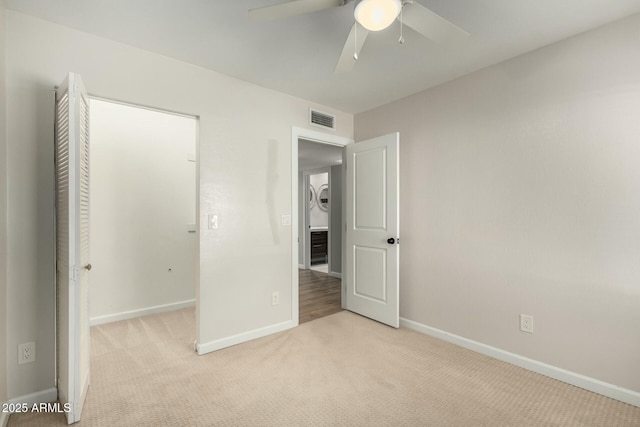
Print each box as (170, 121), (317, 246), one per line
(299, 268), (342, 324)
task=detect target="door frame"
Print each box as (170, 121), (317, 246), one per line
(302, 167), (331, 270)
(55, 93), (202, 404)
(291, 127), (353, 325)
(85, 95), (200, 328)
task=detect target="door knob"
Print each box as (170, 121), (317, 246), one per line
(84, 264), (92, 271)
(387, 238), (395, 244)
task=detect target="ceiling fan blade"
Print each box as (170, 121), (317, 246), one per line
(401, 2), (468, 44)
(249, 0), (343, 21)
(334, 23), (369, 74)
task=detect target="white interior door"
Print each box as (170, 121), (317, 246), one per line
(55, 72), (91, 424)
(345, 132), (399, 327)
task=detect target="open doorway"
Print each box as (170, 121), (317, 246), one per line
(291, 127), (352, 326)
(299, 139), (344, 276)
(297, 138), (345, 323)
(53, 74), (201, 421)
(307, 170), (329, 273)
(88, 99), (198, 325)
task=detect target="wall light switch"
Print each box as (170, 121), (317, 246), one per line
(281, 215), (291, 226)
(187, 223), (196, 233)
(208, 214), (218, 230)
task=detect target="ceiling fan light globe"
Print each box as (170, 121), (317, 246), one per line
(354, 0), (402, 32)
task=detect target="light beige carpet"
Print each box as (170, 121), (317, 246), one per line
(9, 308), (640, 426)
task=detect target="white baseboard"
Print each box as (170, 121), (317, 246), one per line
(400, 318), (640, 408)
(298, 264), (305, 269)
(329, 271), (342, 279)
(196, 320), (296, 355)
(3, 387), (58, 424)
(90, 299), (196, 326)
(8, 387), (57, 406)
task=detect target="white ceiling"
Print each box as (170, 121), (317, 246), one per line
(6, 0), (640, 113)
(299, 138), (343, 171)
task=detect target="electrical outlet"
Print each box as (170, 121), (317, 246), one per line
(520, 314), (534, 334)
(272, 292), (280, 306)
(18, 342), (36, 365)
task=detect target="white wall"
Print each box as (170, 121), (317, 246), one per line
(0, 0), (9, 408)
(309, 172), (328, 228)
(89, 99), (196, 322)
(5, 11), (352, 399)
(355, 13), (640, 393)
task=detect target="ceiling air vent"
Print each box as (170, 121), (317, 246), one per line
(310, 109), (336, 130)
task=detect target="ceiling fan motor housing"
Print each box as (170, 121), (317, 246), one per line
(354, 0), (402, 32)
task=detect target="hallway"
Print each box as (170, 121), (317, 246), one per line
(299, 269), (342, 324)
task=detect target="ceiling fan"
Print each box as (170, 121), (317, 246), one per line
(249, 0), (469, 73)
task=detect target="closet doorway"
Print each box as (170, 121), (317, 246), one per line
(89, 99), (198, 326)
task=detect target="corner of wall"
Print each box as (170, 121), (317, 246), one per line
(0, 0), (10, 408)
(400, 317), (640, 408)
(0, 411), (10, 427)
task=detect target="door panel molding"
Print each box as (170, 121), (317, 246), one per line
(345, 132), (399, 328)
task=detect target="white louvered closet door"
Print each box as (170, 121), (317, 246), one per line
(55, 72), (91, 424)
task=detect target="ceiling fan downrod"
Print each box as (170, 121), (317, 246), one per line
(353, 22), (359, 60)
(398, 4), (404, 44)
(399, 0), (413, 44)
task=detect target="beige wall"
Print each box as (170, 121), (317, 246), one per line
(355, 13), (640, 393)
(5, 11), (352, 399)
(0, 0), (9, 406)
